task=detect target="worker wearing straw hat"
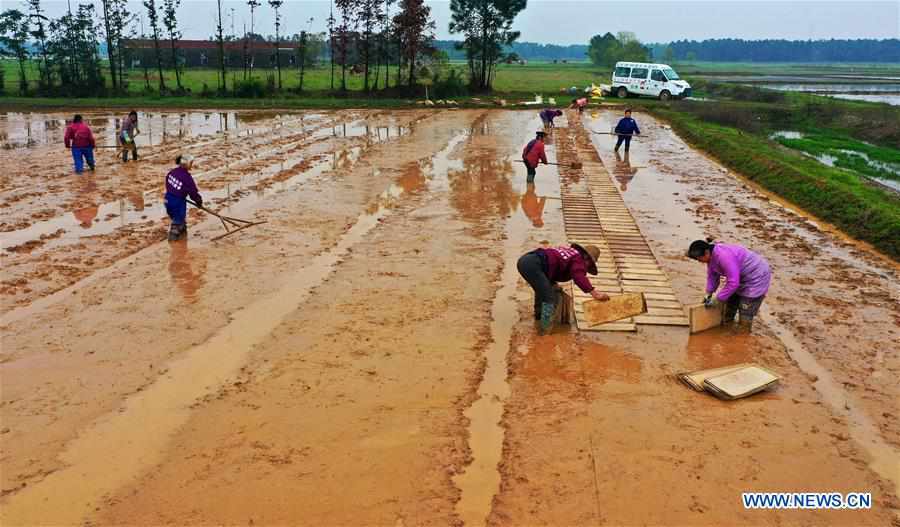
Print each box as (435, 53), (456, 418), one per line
(517, 243), (609, 334)
(165, 154), (203, 242)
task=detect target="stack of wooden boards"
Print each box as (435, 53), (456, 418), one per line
(677, 363), (781, 400)
(554, 112), (689, 332)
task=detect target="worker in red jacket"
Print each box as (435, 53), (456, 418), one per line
(522, 130), (548, 184)
(63, 114), (96, 173)
(518, 243), (609, 334)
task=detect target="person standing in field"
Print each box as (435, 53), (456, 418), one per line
(613, 108), (640, 152)
(522, 130), (548, 184)
(539, 108), (563, 129)
(687, 238), (772, 333)
(517, 243), (609, 335)
(165, 154), (203, 241)
(119, 111), (140, 162)
(63, 114), (96, 173)
(570, 97), (588, 114)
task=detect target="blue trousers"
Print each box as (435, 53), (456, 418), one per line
(72, 146), (95, 173)
(165, 193), (187, 225)
(614, 135), (632, 151)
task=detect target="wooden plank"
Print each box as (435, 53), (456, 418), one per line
(580, 321), (637, 332)
(633, 315), (690, 326)
(581, 293), (647, 325)
(688, 302), (724, 334)
(621, 279), (672, 288)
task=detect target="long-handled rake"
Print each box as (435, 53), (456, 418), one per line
(517, 159), (583, 169)
(592, 131), (648, 138)
(187, 199), (267, 241)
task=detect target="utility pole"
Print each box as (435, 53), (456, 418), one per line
(230, 8), (235, 38)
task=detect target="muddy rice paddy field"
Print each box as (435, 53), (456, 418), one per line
(0, 108), (898, 526)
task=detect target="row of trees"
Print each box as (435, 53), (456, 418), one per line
(651, 38), (900, 63)
(1, 0), (532, 96)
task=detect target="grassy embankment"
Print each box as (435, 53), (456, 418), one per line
(647, 84), (900, 259)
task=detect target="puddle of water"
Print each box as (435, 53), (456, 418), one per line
(828, 93), (900, 106)
(769, 130), (805, 140)
(0, 161), (415, 526)
(453, 116), (546, 527)
(759, 310), (900, 501)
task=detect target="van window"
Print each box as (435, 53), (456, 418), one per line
(651, 70), (667, 82)
(615, 67), (631, 78)
(630, 68), (649, 79)
(662, 68), (680, 80)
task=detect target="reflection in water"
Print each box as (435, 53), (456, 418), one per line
(168, 240), (207, 303)
(397, 159), (429, 194)
(520, 183), (546, 227)
(685, 327), (757, 367)
(613, 150), (638, 192)
(447, 145), (518, 224)
(72, 176), (99, 228)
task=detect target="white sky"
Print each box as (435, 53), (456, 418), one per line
(11, 0), (900, 44)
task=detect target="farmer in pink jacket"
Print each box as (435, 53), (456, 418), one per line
(63, 114), (96, 173)
(687, 238), (772, 332)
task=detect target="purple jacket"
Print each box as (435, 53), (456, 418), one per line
(540, 109), (561, 123)
(540, 246), (594, 293)
(706, 243), (771, 301)
(165, 166), (202, 204)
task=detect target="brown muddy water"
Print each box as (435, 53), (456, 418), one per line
(1, 108), (898, 526)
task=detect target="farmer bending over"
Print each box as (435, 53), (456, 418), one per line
(120, 111), (140, 162)
(518, 243), (609, 335)
(522, 130), (548, 184)
(687, 238), (771, 333)
(165, 154), (203, 242)
(540, 108), (563, 128)
(614, 108), (640, 152)
(64, 114), (95, 173)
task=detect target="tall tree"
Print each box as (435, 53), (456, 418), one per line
(216, 0), (227, 90)
(448, 0), (526, 91)
(161, 0), (182, 91)
(0, 9), (30, 94)
(334, 0), (355, 92)
(110, 0), (132, 89)
(268, 0), (283, 89)
(143, 0), (167, 92)
(99, 0), (119, 91)
(247, 0), (259, 78)
(26, 0), (51, 89)
(356, 0), (384, 92)
(393, 0), (434, 89)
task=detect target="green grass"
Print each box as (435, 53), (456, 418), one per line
(651, 107), (900, 260)
(775, 130), (900, 182)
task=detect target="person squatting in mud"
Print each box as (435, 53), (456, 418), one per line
(120, 111), (140, 162)
(63, 114), (96, 174)
(687, 238), (772, 332)
(165, 154), (203, 241)
(522, 130), (548, 184)
(518, 243), (610, 335)
(613, 108), (640, 153)
(539, 108), (563, 129)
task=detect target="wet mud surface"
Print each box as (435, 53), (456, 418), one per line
(1, 108), (898, 525)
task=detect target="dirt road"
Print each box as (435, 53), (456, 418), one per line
(1, 108), (898, 525)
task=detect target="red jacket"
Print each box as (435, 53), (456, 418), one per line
(522, 139), (547, 168)
(540, 246), (594, 293)
(64, 122), (95, 149)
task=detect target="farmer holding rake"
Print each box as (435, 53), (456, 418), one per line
(120, 111), (140, 162)
(613, 108), (640, 152)
(522, 130), (548, 184)
(165, 154), (203, 242)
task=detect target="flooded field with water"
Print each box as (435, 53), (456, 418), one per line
(1, 108), (898, 525)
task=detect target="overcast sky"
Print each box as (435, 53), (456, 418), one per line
(13, 1), (900, 44)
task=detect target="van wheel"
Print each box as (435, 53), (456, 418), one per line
(616, 87), (628, 99)
(659, 90), (671, 101)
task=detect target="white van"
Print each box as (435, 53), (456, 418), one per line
(611, 62), (691, 100)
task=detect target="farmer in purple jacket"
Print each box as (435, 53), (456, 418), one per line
(165, 154), (203, 241)
(687, 238), (772, 332)
(518, 243), (609, 334)
(539, 108), (563, 128)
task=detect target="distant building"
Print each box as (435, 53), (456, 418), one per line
(123, 39), (301, 69)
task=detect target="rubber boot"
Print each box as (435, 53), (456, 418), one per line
(122, 149), (128, 162)
(736, 318), (754, 334)
(538, 301), (557, 335)
(167, 223), (186, 241)
(534, 298), (541, 321)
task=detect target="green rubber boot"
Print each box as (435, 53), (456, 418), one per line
(538, 302), (557, 335)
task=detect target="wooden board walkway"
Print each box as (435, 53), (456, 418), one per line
(554, 112), (688, 331)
